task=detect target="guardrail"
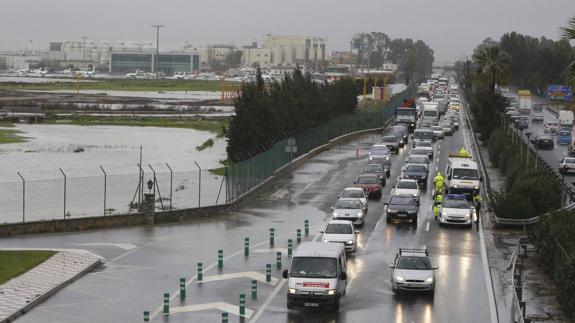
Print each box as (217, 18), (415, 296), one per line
(509, 238), (531, 323)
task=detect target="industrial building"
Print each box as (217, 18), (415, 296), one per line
(109, 52), (199, 74)
(263, 34), (326, 70)
(241, 48), (271, 69)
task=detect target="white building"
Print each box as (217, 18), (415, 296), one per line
(241, 48), (271, 69)
(263, 34), (326, 70)
(48, 40), (154, 67)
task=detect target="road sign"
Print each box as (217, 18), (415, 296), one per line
(285, 137), (297, 153)
(547, 85), (573, 101)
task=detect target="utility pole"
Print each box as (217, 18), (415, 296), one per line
(82, 36), (87, 66)
(151, 25), (164, 79)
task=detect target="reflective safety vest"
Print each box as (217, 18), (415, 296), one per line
(435, 194), (443, 204)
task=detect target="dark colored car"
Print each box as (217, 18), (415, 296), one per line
(354, 174), (383, 199)
(530, 134), (554, 150)
(381, 135), (400, 153)
(384, 195), (420, 224)
(514, 117), (529, 130)
(402, 164), (429, 189)
(390, 125), (409, 145)
(362, 164), (387, 184)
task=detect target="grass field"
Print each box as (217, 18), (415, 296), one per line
(45, 116), (229, 136)
(0, 251), (56, 284)
(0, 128), (27, 144)
(0, 79), (222, 92)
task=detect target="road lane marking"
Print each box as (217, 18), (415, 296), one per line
(199, 271), (278, 286)
(252, 248), (288, 254)
(170, 302), (254, 318)
(75, 243), (137, 251)
(290, 180), (316, 200)
(426, 221), (430, 232)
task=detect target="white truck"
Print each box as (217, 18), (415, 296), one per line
(559, 110), (574, 129)
(517, 90), (532, 114)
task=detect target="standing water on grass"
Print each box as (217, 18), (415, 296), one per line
(0, 124), (226, 223)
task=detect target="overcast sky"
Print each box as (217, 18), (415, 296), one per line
(1, 0), (574, 63)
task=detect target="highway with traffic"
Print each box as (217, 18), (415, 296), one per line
(1, 81), (496, 322)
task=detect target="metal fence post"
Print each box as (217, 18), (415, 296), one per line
(100, 166), (107, 216)
(165, 163), (173, 210)
(148, 165), (165, 211)
(194, 161), (201, 207)
(17, 172), (25, 223)
(59, 168), (67, 219)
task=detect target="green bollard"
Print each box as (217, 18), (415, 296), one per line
(239, 293), (246, 316)
(304, 220), (309, 236)
(276, 251), (282, 269)
(288, 239), (293, 257)
(251, 279), (257, 299)
(197, 262), (203, 281)
(222, 312), (229, 323)
(163, 293), (169, 315)
(143, 311), (150, 322)
(179, 278), (186, 299)
(297, 229), (302, 244)
(266, 264), (272, 283)
(244, 237), (250, 257)
(218, 249), (223, 268)
(269, 228), (275, 247)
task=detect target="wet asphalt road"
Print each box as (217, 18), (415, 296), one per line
(2, 111), (491, 323)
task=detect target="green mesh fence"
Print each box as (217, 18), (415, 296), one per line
(226, 84), (416, 202)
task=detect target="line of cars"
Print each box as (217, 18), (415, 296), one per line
(282, 77), (467, 310)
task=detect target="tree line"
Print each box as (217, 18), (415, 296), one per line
(226, 69), (357, 162)
(351, 32), (434, 84)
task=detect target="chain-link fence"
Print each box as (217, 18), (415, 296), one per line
(0, 84), (415, 224)
(0, 166), (226, 224)
(226, 84), (417, 202)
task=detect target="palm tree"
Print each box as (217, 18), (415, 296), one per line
(559, 15), (575, 85)
(472, 44), (511, 93)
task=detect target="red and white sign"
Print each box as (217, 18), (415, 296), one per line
(303, 282), (329, 288)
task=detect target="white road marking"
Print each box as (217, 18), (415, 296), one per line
(425, 221), (430, 232)
(75, 243), (137, 251)
(198, 271), (278, 286)
(170, 302), (254, 318)
(290, 180), (316, 199)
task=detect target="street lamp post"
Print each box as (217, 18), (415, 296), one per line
(151, 25), (164, 79)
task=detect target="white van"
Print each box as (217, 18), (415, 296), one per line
(283, 242), (347, 310)
(444, 157), (482, 198)
(421, 104), (439, 125)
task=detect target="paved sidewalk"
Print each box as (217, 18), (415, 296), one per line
(0, 250), (101, 322)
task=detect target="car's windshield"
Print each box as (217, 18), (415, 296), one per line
(423, 110), (437, 117)
(408, 156), (427, 164)
(382, 136), (396, 143)
(396, 256), (432, 270)
(452, 168), (479, 180)
(290, 257), (337, 278)
(397, 181), (417, 189)
(411, 149), (428, 156)
(357, 176), (379, 184)
(341, 190), (363, 198)
(407, 165), (427, 173)
(564, 158), (575, 164)
(363, 165), (383, 173)
(396, 109), (415, 116)
(371, 148), (389, 155)
(389, 196), (415, 205)
(416, 141), (432, 147)
(325, 223), (353, 234)
(432, 126), (442, 131)
(414, 130), (433, 140)
(335, 199), (361, 209)
(442, 198), (469, 208)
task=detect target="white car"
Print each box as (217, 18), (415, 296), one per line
(431, 126), (444, 140)
(559, 157), (575, 174)
(414, 140), (434, 158)
(544, 122), (559, 134)
(390, 248), (437, 294)
(438, 194), (473, 228)
(321, 220), (358, 253)
(340, 187), (368, 213)
(331, 198), (366, 226)
(392, 178), (420, 203)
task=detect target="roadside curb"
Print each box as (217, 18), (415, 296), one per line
(0, 249), (102, 323)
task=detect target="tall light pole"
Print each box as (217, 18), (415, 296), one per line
(151, 25), (164, 79)
(82, 36), (88, 67)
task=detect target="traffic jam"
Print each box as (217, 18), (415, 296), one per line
(281, 75), (483, 310)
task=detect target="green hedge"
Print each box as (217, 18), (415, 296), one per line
(530, 210), (575, 321)
(487, 128), (560, 219)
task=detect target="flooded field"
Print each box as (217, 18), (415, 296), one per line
(0, 124), (226, 223)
